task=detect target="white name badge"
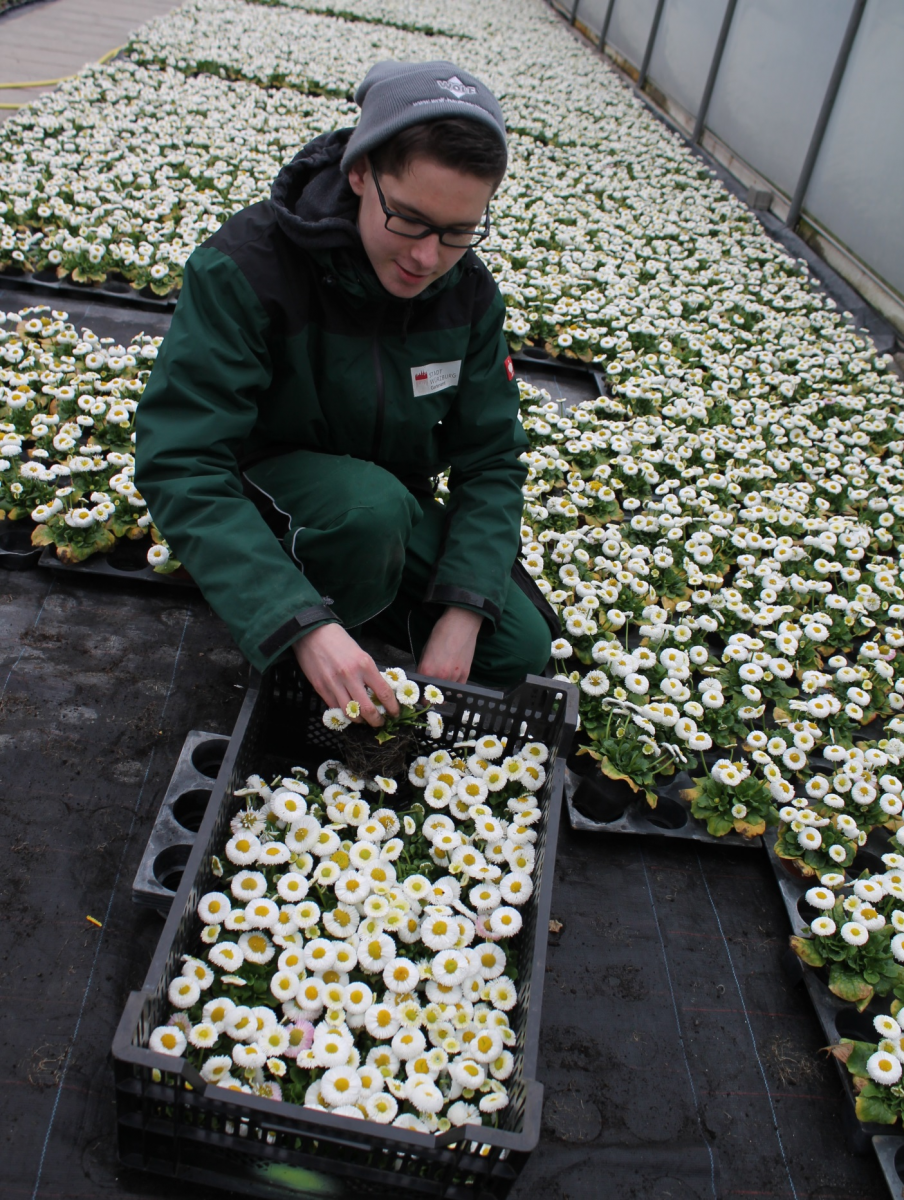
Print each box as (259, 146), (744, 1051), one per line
(411, 360), (462, 397)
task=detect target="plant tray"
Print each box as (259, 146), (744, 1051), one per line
(132, 729), (230, 916)
(113, 661), (579, 1199)
(766, 829), (904, 1176)
(38, 543), (196, 588)
(511, 349), (608, 397)
(873, 1136), (904, 1200)
(564, 765), (762, 848)
(0, 267), (177, 312)
(0, 523), (42, 570)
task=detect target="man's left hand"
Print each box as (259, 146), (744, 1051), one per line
(417, 607), (483, 683)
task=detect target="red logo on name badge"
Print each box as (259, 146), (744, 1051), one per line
(504, 355), (515, 382)
(415, 370), (429, 382)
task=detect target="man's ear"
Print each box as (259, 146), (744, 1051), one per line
(347, 156), (368, 197)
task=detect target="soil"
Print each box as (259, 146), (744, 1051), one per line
(337, 721), (420, 781)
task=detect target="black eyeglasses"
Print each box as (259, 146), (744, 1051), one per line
(370, 163), (491, 249)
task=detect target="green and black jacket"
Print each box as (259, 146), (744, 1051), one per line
(134, 129), (528, 671)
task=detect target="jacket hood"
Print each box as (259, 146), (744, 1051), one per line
(270, 128), (360, 253)
(269, 127), (469, 304)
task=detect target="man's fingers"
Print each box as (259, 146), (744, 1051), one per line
(368, 670), (400, 717)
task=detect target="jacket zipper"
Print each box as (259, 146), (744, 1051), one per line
(370, 332), (385, 462)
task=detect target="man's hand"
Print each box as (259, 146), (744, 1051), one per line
(418, 607), (483, 683)
(293, 624), (399, 727)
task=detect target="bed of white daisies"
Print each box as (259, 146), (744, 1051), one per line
(146, 672), (551, 1132)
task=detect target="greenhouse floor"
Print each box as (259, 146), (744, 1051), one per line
(0, 287), (887, 1200)
(0, 0), (180, 119)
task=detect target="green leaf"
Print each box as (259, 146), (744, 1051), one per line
(735, 817), (766, 838)
(790, 935), (826, 969)
(828, 962), (874, 1006)
(855, 1087), (899, 1125)
(705, 813), (735, 838)
(845, 1041), (879, 1080)
(374, 730), (395, 745)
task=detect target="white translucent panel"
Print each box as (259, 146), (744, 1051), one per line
(646, 0), (730, 118)
(573, 0), (612, 40)
(804, 0), (904, 298)
(704, 0), (851, 197)
(606, 0), (659, 68)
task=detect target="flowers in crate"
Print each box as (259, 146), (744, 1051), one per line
(144, 736), (549, 1132)
(322, 669), (444, 747)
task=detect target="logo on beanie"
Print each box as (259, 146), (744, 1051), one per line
(437, 76), (477, 98)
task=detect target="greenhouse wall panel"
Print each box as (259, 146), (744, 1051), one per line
(803, 0), (904, 299)
(606, 0), (659, 69)
(704, 0), (851, 198)
(646, 0), (729, 119)
(574, 0), (611, 39)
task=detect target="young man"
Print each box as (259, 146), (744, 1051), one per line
(135, 60), (553, 725)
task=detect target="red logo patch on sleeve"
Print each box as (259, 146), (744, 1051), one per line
(504, 355), (515, 382)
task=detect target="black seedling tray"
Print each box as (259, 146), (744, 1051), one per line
(0, 268), (177, 312)
(767, 829), (904, 1174)
(873, 1136), (904, 1200)
(38, 542), (196, 588)
(0, 523), (42, 570)
(132, 729), (230, 915)
(564, 763), (762, 848)
(114, 661), (579, 1199)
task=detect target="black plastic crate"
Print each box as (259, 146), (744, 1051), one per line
(132, 729), (230, 915)
(113, 661), (579, 1199)
(564, 764), (763, 849)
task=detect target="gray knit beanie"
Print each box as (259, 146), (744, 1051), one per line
(340, 60), (507, 175)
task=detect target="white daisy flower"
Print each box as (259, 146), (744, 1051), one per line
(149, 1026), (186, 1057)
(810, 917), (836, 937)
(224, 834), (261, 867)
(383, 957), (419, 994)
(840, 921), (869, 946)
(366, 1093), (398, 1123)
(867, 1051), (903, 1086)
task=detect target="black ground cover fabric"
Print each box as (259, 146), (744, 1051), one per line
(0, 289), (887, 1200)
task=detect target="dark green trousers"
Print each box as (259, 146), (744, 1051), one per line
(244, 449), (550, 688)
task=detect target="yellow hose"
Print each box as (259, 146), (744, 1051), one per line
(0, 44), (123, 94)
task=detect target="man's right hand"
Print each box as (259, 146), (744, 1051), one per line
(292, 624), (399, 728)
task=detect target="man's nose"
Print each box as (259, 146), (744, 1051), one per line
(410, 233), (441, 272)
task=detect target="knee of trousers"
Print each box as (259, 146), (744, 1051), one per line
(287, 474), (421, 624)
(472, 591), (553, 689)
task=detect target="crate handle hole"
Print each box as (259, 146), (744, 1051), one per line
(172, 788), (212, 833)
(192, 740), (227, 778)
(153, 844), (192, 892)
